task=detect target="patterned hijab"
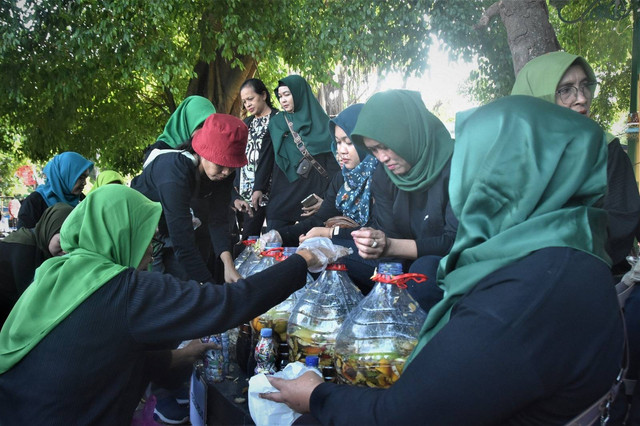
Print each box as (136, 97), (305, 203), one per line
(329, 104), (378, 225)
(0, 185), (161, 373)
(407, 96), (609, 364)
(35, 152), (94, 207)
(268, 75), (333, 182)
(157, 96), (216, 148)
(351, 90), (454, 192)
(3, 203), (74, 258)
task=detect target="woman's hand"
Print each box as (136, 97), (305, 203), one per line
(260, 371), (323, 414)
(171, 339), (219, 368)
(351, 227), (387, 259)
(221, 251), (242, 282)
(300, 195), (323, 217)
(251, 191), (264, 210)
(299, 226), (333, 243)
(234, 198), (254, 218)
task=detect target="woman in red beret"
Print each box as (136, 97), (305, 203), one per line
(131, 113), (248, 285)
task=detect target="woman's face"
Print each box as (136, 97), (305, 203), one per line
(363, 137), (411, 175)
(277, 86), (294, 113)
(334, 125), (361, 170)
(555, 64), (593, 116)
(71, 169), (91, 195)
(199, 157), (233, 181)
(48, 233), (65, 257)
(241, 86), (269, 117)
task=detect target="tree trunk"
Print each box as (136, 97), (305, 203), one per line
(186, 53), (257, 116)
(498, 0), (562, 76)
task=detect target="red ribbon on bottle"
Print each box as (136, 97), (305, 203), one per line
(260, 247), (284, 261)
(326, 263), (348, 271)
(371, 272), (427, 289)
(242, 239), (257, 246)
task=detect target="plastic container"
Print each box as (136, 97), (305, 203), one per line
(202, 334), (224, 384)
(305, 355), (321, 373)
(254, 328), (276, 375)
(236, 236), (263, 277)
(234, 235), (259, 270)
(287, 264), (363, 379)
(246, 242), (282, 277)
(334, 262), (427, 388)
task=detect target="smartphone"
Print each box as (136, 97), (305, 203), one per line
(301, 194), (318, 208)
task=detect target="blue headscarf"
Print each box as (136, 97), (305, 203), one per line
(329, 104), (378, 226)
(36, 152), (94, 207)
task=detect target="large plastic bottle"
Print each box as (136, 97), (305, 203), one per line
(234, 235), (259, 270)
(287, 263), (363, 380)
(246, 242), (282, 277)
(202, 334), (224, 384)
(254, 328), (277, 375)
(334, 262), (427, 388)
(236, 236), (262, 277)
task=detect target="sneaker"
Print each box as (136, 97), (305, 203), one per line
(174, 388), (189, 406)
(153, 396), (189, 424)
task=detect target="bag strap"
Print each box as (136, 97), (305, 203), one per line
(284, 115), (329, 180)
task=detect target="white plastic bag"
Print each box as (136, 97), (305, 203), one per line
(248, 362), (322, 426)
(296, 237), (353, 273)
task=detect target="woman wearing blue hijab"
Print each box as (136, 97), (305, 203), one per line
(17, 152), (94, 229)
(275, 104), (378, 246)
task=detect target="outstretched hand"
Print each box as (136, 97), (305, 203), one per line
(259, 371), (323, 414)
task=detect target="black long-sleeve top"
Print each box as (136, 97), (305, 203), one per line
(16, 192), (48, 229)
(605, 138), (640, 270)
(311, 247), (623, 425)
(257, 151), (341, 225)
(277, 172), (349, 246)
(130, 152), (234, 282)
(0, 255), (309, 425)
(370, 161), (458, 257)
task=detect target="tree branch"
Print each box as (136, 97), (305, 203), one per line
(475, 1), (502, 29)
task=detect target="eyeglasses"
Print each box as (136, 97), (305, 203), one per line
(556, 81), (597, 105)
(151, 236), (165, 258)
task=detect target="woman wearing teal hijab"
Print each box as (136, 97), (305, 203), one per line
(261, 75), (340, 229)
(260, 96), (623, 425)
(17, 151), (93, 229)
(0, 184), (323, 424)
(341, 90), (457, 300)
(512, 51), (640, 274)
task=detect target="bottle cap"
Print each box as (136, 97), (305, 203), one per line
(305, 355), (319, 367)
(260, 328), (273, 337)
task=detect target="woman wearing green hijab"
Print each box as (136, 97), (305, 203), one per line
(261, 75), (340, 229)
(259, 96), (623, 425)
(88, 169), (126, 193)
(142, 95), (216, 160)
(0, 184), (325, 424)
(512, 51), (640, 274)
(340, 90), (457, 303)
(0, 203), (73, 325)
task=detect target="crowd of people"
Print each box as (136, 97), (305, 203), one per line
(0, 50), (638, 425)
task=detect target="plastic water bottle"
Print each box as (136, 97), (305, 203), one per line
(254, 328), (276, 375)
(221, 331), (230, 376)
(202, 334), (224, 384)
(305, 355), (321, 373)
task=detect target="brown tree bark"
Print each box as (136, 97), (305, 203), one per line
(478, 0), (562, 76)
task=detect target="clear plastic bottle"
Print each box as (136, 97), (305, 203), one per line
(221, 331), (230, 376)
(304, 355), (321, 373)
(236, 236), (262, 277)
(254, 328), (277, 375)
(202, 334), (224, 384)
(334, 262), (427, 388)
(287, 263), (363, 380)
(246, 242), (282, 277)
(234, 235), (260, 270)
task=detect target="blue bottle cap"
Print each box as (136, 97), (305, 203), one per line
(260, 328), (273, 337)
(305, 355), (319, 367)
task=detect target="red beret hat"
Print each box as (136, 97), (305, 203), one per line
(192, 114), (248, 168)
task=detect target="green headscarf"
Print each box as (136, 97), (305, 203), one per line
(4, 203), (73, 256)
(88, 170), (126, 193)
(157, 96), (216, 148)
(406, 96), (609, 365)
(0, 185), (161, 373)
(350, 90), (454, 192)
(268, 75), (333, 182)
